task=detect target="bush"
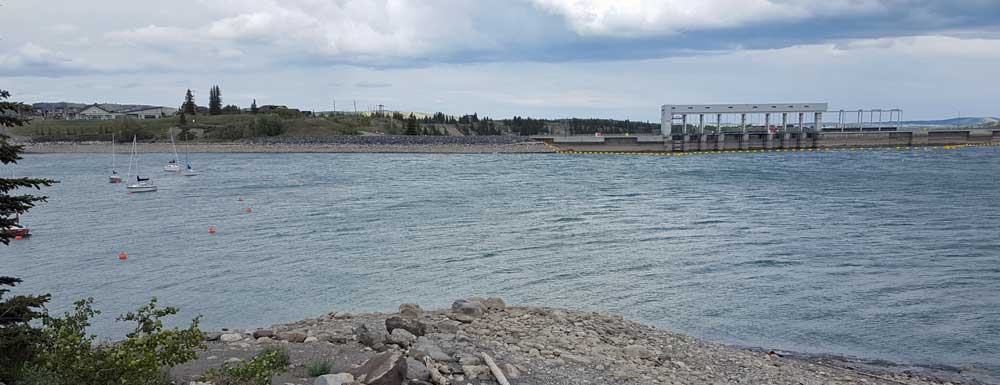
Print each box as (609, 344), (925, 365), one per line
(306, 358), (334, 377)
(254, 115), (285, 136)
(23, 297), (203, 385)
(199, 346), (290, 385)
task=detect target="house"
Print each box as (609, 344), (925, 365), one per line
(124, 106), (177, 120)
(78, 104), (120, 120)
(55, 103), (179, 120)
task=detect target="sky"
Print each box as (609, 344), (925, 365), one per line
(1, 0), (999, 121)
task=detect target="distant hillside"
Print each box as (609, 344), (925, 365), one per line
(902, 117), (999, 127)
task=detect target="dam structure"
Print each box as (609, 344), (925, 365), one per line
(537, 102), (999, 153)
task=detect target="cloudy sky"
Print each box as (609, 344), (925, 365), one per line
(2, 0), (999, 120)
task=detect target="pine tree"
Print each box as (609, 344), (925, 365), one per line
(178, 112), (187, 126)
(250, 99), (258, 114)
(209, 85), (222, 115)
(0, 90), (57, 245)
(182, 89), (196, 115)
(405, 114), (418, 135)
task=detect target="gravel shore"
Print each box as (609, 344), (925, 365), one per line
(20, 136), (550, 154)
(172, 299), (982, 385)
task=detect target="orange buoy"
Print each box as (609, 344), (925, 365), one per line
(118, 252), (128, 260)
(14, 235), (23, 241)
(245, 207), (252, 213)
(209, 227), (216, 234)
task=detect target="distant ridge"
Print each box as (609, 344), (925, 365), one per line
(901, 117), (998, 127)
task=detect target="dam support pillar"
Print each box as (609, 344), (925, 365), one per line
(699, 114), (707, 151)
(716, 114), (724, 150)
(781, 113), (789, 148)
(740, 114), (749, 150)
(814, 112), (823, 148)
(797, 113), (805, 148)
(765, 113), (773, 149)
(910, 129), (929, 146)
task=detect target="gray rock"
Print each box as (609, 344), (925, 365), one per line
(482, 297), (506, 312)
(385, 316), (426, 337)
(405, 358), (430, 381)
(252, 329), (274, 339)
(325, 335), (349, 344)
(350, 351), (407, 385)
(219, 333), (243, 343)
(451, 299), (485, 317)
(399, 303), (422, 319)
(457, 354), (481, 366)
(503, 363), (521, 379)
(354, 324), (386, 350)
(426, 320), (461, 334)
(388, 328), (417, 348)
(561, 353), (592, 365)
(202, 332), (222, 341)
(304, 336), (319, 343)
(276, 331), (307, 343)
(410, 340), (453, 362)
(461, 365), (490, 380)
(314, 372), (354, 385)
(623, 344), (654, 359)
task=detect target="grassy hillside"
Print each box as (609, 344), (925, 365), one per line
(11, 114), (373, 142)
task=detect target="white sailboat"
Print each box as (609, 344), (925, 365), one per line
(126, 135), (158, 193)
(109, 133), (122, 183)
(164, 129), (181, 172)
(182, 132), (198, 176)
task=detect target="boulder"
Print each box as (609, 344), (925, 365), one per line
(354, 324), (386, 350)
(350, 351), (407, 385)
(315, 372), (354, 385)
(398, 303), (422, 319)
(410, 340), (453, 362)
(462, 365), (490, 380)
(219, 333), (243, 343)
(503, 363), (521, 379)
(426, 320), (461, 334)
(276, 331), (307, 343)
(202, 332), (222, 341)
(252, 329), (274, 339)
(405, 358), (430, 381)
(482, 297), (506, 312)
(457, 354), (481, 366)
(387, 329), (417, 348)
(385, 316), (426, 337)
(304, 336), (319, 343)
(451, 299), (485, 317)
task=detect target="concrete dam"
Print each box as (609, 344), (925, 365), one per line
(535, 103), (999, 153)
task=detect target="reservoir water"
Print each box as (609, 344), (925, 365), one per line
(4, 149), (999, 378)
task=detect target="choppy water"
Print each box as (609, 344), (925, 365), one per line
(4, 149), (1000, 379)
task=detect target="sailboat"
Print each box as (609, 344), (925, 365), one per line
(109, 133), (122, 183)
(182, 132), (198, 176)
(126, 135), (158, 193)
(1, 213), (30, 238)
(163, 129), (181, 172)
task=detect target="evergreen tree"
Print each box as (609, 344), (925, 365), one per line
(1, 89), (57, 245)
(250, 99), (258, 114)
(405, 113), (418, 135)
(208, 85), (222, 115)
(182, 89), (196, 115)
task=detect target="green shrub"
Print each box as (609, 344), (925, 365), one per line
(254, 115), (285, 136)
(199, 346), (290, 385)
(23, 297), (203, 385)
(305, 358), (334, 377)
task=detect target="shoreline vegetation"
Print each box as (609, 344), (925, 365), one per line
(172, 298), (981, 385)
(19, 139), (551, 154)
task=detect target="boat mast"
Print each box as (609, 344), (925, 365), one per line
(126, 135), (135, 184)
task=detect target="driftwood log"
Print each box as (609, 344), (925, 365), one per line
(481, 352), (512, 385)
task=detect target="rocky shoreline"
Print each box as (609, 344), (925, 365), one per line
(19, 137), (550, 154)
(172, 298), (980, 385)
